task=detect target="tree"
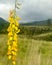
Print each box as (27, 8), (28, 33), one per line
(47, 19), (51, 26)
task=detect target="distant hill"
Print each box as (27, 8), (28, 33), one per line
(20, 19), (52, 26)
(0, 17), (7, 24)
(0, 17), (9, 33)
(0, 17), (52, 34)
(0, 17), (52, 27)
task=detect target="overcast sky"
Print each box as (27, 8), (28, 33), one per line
(0, 0), (52, 23)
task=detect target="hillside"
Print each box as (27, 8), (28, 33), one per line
(20, 19), (52, 26)
(0, 17), (52, 27)
(0, 17), (52, 34)
(0, 17), (9, 33)
(0, 17), (7, 23)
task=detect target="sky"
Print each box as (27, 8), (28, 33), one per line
(0, 0), (52, 23)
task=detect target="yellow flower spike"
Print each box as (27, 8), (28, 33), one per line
(7, 9), (20, 65)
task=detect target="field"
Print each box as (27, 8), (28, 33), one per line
(0, 33), (52, 65)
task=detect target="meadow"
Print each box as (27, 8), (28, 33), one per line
(0, 7), (52, 65)
(0, 33), (52, 65)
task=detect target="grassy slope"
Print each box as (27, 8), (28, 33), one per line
(33, 32), (52, 41)
(0, 34), (52, 65)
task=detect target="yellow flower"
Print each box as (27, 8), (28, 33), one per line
(9, 37), (13, 40)
(15, 27), (18, 31)
(14, 48), (18, 52)
(12, 51), (16, 55)
(15, 21), (19, 26)
(8, 45), (11, 50)
(8, 32), (13, 36)
(7, 41), (10, 45)
(12, 46), (18, 52)
(8, 17), (11, 22)
(13, 36), (17, 41)
(12, 56), (16, 60)
(12, 61), (16, 65)
(14, 33), (17, 36)
(7, 27), (12, 32)
(16, 29), (20, 33)
(10, 18), (14, 24)
(12, 24), (15, 29)
(13, 42), (17, 47)
(8, 55), (12, 59)
(7, 51), (11, 55)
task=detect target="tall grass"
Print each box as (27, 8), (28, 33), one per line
(0, 34), (52, 65)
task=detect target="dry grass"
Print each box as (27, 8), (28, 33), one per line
(0, 34), (52, 65)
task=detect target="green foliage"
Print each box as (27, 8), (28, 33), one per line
(19, 26), (52, 41)
(33, 32), (52, 41)
(19, 26), (52, 35)
(0, 22), (9, 34)
(47, 19), (51, 26)
(0, 17), (9, 34)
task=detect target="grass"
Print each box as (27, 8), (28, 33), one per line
(33, 32), (52, 41)
(0, 34), (52, 65)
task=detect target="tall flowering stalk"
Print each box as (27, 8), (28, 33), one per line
(7, 10), (20, 65)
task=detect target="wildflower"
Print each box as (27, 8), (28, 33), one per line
(7, 51), (11, 55)
(15, 21), (19, 26)
(8, 32), (13, 36)
(12, 61), (16, 65)
(12, 56), (16, 60)
(8, 45), (11, 50)
(7, 9), (20, 65)
(13, 41), (17, 47)
(8, 55), (12, 59)
(16, 29), (20, 33)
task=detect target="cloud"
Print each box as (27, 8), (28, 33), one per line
(17, 0), (52, 22)
(0, 0), (52, 23)
(0, 3), (14, 20)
